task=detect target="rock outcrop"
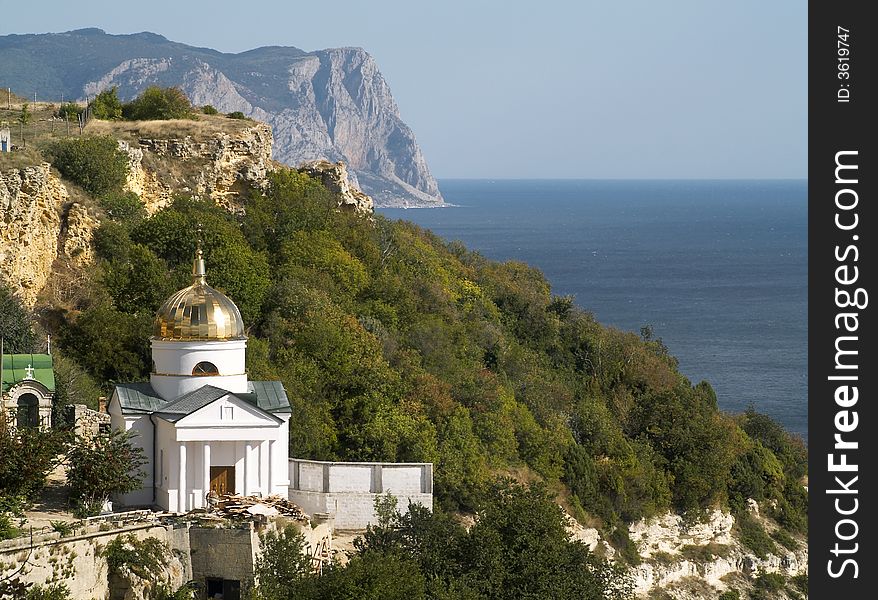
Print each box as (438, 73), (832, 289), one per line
(567, 508), (807, 599)
(298, 160), (373, 213)
(119, 121), (273, 213)
(1, 164), (72, 306)
(0, 30), (444, 207)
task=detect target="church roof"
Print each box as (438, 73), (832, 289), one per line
(1, 354), (55, 394)
(114, 381), (291, 416)
(154, 385), (231, 418)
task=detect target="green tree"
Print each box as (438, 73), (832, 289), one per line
(253, 525), (313, 600)
(90, 87), (123, 120)
(0, 425), (68, 508)
(67, 429), (147, 516)
(59, 300), (151, 383)
(0, 283), (38, 353)
(46, 136), (129, 196)
(18, 102), (31, 126)
(123, 86), (193, 120)
(51, 353), (103, 424)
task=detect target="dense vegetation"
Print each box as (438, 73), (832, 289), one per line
(1, 117), (807, 595)
(37, 165), (807, 540)
(254, 481), (631, 600)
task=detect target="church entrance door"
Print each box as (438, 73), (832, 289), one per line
(210, 466), (235, 496)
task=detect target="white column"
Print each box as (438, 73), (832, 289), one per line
(268, 440), (276, 496)
(244, 442), (253, 496)
(259, 440), (269, 497)
(202, 443), (211, 507)
(178, 442), (187, 512)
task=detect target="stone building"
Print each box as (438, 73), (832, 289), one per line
(1, 353), (55, 430)
(108, 247), (291, 512)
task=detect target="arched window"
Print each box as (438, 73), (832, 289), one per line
(192, 361), (219, 376)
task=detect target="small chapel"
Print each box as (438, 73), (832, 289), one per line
(108, 247), (291, 513)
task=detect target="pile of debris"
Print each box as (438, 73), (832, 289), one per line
(195, 494), (309, 523)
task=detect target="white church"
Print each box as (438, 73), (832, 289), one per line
(108, 247), (291, 512)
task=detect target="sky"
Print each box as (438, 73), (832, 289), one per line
(2, 1), (807, 179)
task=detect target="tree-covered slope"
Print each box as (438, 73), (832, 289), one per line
(48, 165), (806, 538)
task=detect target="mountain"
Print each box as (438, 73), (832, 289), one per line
(0, 28), (443, 206)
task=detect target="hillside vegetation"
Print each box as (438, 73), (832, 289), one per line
(34, 152), (807, 537)
(2, 90), (807, 596)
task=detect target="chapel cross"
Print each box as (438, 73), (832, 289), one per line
(24, 363), (34, 380)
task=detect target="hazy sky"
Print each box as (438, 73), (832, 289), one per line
(3, 1), (806, 179)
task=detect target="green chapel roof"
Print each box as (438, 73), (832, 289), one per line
(1, 354), (55, 393)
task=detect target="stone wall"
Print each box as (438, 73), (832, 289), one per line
(288, 459), (433, 530)
(65, 403), (111, 439)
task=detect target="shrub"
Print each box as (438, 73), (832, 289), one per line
(608, 526), (640, 565)
(735, 512), (777, 559)
(770, 528), (799, 551)
(123, 86), (193, 120)
(50, 520), (74, 537)
(25, 583), (72, 600)
(57, 103), (83, 120)
(754, 571), (785, 592)
(227, 111), (247, 120)
(201, 104), (219, 115)
(1, 282), (38, 353)
(0, 513), (20, 540)
(46, 136), (129, 196)
(102, 535), (169, 580)
(718, 591), (740, 600)
(100, 191), (146, 222)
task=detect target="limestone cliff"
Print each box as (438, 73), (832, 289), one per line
(0, 29), (444, 207)
(568, 507), (807, 599)
(1, 164), (80, 307)
(298, 160), (374, 213)
(116, 120), (274, 214)
(1, 117), (374, 307)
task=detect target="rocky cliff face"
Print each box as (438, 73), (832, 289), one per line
(119, 121), (274, 214)
(1, 118), (374, 307)
(0, 30), (443, 207)
(568, 508), (807, 599)
(0, 164), (83, 307)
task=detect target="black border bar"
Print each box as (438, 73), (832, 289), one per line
(809, 2), (876, 597)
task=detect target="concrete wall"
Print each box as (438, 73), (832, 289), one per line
(288, 459), (433, 530)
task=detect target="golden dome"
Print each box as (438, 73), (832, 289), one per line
(153, 248), (246, 341)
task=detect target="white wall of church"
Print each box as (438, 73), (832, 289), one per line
(109, 398), (156, 507)
(150, 339), (248, 400)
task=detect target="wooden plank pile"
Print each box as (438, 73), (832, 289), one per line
(207, 494), (309, 522)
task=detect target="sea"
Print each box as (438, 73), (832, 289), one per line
(379, 179), (808, 440)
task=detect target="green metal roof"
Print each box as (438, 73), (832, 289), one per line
(115, 380), (290, 415)
(114, 382), (166, 413)
(248, 380), (292, 413)
(1, 354), (55, 393)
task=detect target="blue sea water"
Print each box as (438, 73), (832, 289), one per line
(379, 179), (807, 439)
